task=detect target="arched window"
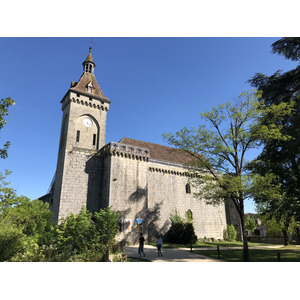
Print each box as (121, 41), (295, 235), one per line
(185, 183), (191, 194)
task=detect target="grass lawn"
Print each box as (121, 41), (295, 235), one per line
(193, 246), (300, 262)
(148, 240), (280, 249)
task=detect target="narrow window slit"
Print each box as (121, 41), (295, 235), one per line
(76, 130), (80, 142)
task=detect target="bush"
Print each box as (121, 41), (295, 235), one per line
(169, 212), (185, 225)
(223, 224), (237, 242)
(184, 223), (198, 244)
(42, 206), (121, 262)
(165, 212), (198, 244)
(0, 222), (25, 261)
(1, 202), (122, 262)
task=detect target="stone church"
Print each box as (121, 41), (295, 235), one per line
(41, 48), (239, 242)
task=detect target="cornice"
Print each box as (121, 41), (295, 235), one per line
(60, 89), (111, 104)
(98, 142), (150, 161)
(61, 92), (109, 111)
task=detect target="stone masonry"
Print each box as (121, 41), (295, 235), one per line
(42, 49), (240, 243)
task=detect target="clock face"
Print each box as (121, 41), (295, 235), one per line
(83, 118), (92, 127)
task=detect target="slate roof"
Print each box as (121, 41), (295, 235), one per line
(118, 137), (196, 165)
(70, 72), (110, 102)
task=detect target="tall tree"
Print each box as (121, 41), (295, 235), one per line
(0, 97), (15, 159)
(245, 215), (257, 235)
(0, 170), (16, 213)
(163, 90), (293, 261)
(271, 37), (300, 61)
(249, 38), (300, 236)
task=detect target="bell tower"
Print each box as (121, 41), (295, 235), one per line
(51, 48), (111, 221)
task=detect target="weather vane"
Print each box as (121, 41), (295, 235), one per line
(87, 38), (96, 52)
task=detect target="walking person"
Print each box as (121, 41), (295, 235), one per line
(156, 234), (163, 256)
(138, 233), (145, 257)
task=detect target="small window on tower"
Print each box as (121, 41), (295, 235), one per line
(185, 183), (191, 194)
(93, 134), (96, 146)
(87, 82), (94, 94)
(76, 130), (80, 143)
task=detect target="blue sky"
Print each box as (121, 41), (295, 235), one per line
(0, 37), (298, 213)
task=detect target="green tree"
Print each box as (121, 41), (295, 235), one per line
(271, 37), (300, 61)
(93, 207), (121, 260)
(51, 206), (121, 262)
(54, 208), (99, 261)
(224, 224), (237, 242)
(163, 90), (293, 261)
(0, 195), (53, 262)
(248, 37), (300, 241)
(0, 171), (122, 261)
(258, 213), (283, 238)
(245, 215), (257, 234)
(0, 97), (15, 159)
(3, 197), (53, 236)
(0, 170), (19, 213)
(250, 184), (294, 245)
(0, 221), (25, 261)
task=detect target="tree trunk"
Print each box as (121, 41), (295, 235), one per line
(282, 229), (289, 246)
(101, 247), (110, 261)
(233, 196), (250, 262)
(240, 212), (249, 262)
(295, 227), (300, 245)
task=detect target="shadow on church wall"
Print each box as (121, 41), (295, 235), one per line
(118, 187), (170, 244)
(128, 187), (147, 204)
(85, 154), (108, 213)
(84, 157), (171, 244)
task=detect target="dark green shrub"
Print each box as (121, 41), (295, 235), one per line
(165, 219), (197, 244)
(223, 224), (237, 242)
(166, 222), (186, 243)
(0, 222), (25, 261)
(184, 223), (198, 244)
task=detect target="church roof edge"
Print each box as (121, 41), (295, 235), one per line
(118, 137), (196, 165)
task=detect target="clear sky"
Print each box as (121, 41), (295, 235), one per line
(0, 37), (298, 213)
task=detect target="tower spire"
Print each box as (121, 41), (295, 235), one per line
(82, 47), (96, 74)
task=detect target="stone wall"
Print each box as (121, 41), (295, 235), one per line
(104, 142), (227, 243)
(148, 160), (227, 240)
(57, 148), (93, 220)
(105, 142), (150, 243)
(51, 89), (110, 221)
(63, 91), (109, 151)
(51, 137), (229, 242)
(225, 199), (242, 240)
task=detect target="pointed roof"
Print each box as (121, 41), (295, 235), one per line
(70, 72), (110, 102)
(83, 47), (95, 66)
(68, 47), (110, 102)
(118, 137), (196, 165)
